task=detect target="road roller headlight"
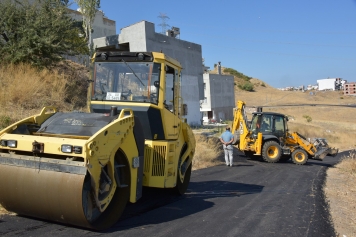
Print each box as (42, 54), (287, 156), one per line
(0, 139), (17, 148)
(61, 144), (82, 154)
(7, 140), (17, 148)
(61, 144), (72, 153)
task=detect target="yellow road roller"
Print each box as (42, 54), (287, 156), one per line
(0, 51), (196, 230)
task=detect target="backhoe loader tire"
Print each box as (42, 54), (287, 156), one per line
(175, 163), (192, 195)
(291, 149), (308, 165)
(262, 141), (282, 163)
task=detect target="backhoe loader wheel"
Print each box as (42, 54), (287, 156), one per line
(262, 141), (282, 163)
(291, 149), (308, 165)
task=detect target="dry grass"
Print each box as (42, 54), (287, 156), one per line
(192, 134), (223, 170)
(336, 151), (356, 175)
(0, 62), (88, 128)
(325, 151), (356, 237)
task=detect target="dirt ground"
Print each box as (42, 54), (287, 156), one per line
(325, 152), (356, 237)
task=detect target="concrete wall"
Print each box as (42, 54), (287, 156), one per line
(93, 21), (204, 125)
(201, 73), (235, 123)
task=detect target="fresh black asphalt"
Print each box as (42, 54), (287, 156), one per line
(0, 150), (346, 237)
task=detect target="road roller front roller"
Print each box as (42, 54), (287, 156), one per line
(0, 51), (196, 230)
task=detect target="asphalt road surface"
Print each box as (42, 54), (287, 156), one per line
(0, 151), (346, 237)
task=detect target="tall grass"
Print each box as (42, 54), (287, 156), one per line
(337, 151), (356, 175)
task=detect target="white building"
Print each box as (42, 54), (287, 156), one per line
(317, 78), (345, 91)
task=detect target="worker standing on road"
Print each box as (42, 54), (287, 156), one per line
(220, 126), (234, 167)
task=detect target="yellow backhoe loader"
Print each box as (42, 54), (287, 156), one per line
(0, 51), (196, 230)
(232, 100), (338, 165)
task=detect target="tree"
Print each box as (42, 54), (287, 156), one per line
(0, 0), (88, 68)
(74, 0), (100, 56)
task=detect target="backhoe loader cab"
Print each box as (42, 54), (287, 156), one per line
(250, 112), (288, 137)
(0, 51), (196, 230)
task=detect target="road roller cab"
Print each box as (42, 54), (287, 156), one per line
(0, 51), (196, 230)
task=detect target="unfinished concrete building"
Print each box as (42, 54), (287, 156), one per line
(343, 82), (356, 95)
(200, 63), (235, 124)
(93, 21), (204, 125)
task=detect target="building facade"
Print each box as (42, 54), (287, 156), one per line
(343, 82), (356, 95)
(317, 78), (345, 91)
(200, 69), (235, 124)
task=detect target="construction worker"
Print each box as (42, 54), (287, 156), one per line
(220, 126), (234, 167)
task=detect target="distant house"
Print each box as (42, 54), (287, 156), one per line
(306, 85), (318, 90)
(200, 63), (235, 124)
(317, 78), (346, 91)
(343, 82), (356, 96)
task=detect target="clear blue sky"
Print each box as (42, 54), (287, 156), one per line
(70, 0), (356, 88)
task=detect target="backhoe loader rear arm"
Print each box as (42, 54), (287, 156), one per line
(231, 100), (262, 154)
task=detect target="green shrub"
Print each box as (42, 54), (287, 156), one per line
(238, 82), (254, 91)
(303, 115), (312, 123)
(223, 68), (252, 81)
(261, 82), (266, 87)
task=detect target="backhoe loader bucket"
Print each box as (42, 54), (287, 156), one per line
(312, 138), (338, 160)
(313, 147), (331, 160)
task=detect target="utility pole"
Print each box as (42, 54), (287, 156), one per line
(158, 13), (170, 34)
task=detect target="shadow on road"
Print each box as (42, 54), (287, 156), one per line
(104, 181), (264, 232)
(240, 153), (339, 167)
